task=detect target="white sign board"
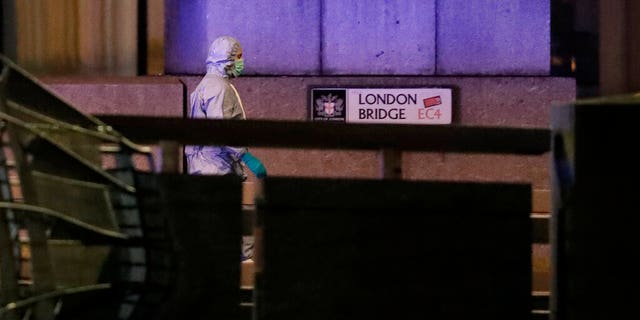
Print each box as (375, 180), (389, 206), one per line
(310, 88), (452, 125)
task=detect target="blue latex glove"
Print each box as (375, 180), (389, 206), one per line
(241, 152), (267, 178)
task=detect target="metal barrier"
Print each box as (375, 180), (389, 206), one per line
(1, 53), (553, 319)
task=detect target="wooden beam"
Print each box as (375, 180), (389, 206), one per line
(97, 116), (551, 155)
(600, 0), (640, 94)
(1, 0), (16, 60)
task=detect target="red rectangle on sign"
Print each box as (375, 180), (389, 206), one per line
(423, 96), (442, 108)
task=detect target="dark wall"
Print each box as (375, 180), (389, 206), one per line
(1, 0), (16, 59)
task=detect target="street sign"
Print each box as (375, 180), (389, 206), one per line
(311, 88), (452, 124)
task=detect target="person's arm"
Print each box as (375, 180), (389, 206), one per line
(221, 83), (266, 178)
(223, 83), (246, 120)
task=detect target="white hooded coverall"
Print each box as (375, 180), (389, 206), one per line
(185, 36), (247, 177)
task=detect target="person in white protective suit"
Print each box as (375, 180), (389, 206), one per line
(185, 36), (267, 179)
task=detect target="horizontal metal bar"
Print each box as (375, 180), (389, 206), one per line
(0, 202), (128, 240)
(6, 100), (121, 143)
(97, 116), (551, 155)
(0, 111), (136, 193)
(0, 283), (111, 315)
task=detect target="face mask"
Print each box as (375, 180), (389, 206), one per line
(230, 59), (244, 77)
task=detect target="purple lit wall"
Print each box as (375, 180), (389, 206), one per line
(322, 0), (436, 75)
(437, 0), (550, 75)
(165, 0), (549, 75)
(165, 0), (321, 75)
(164, 0), (207, 75)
